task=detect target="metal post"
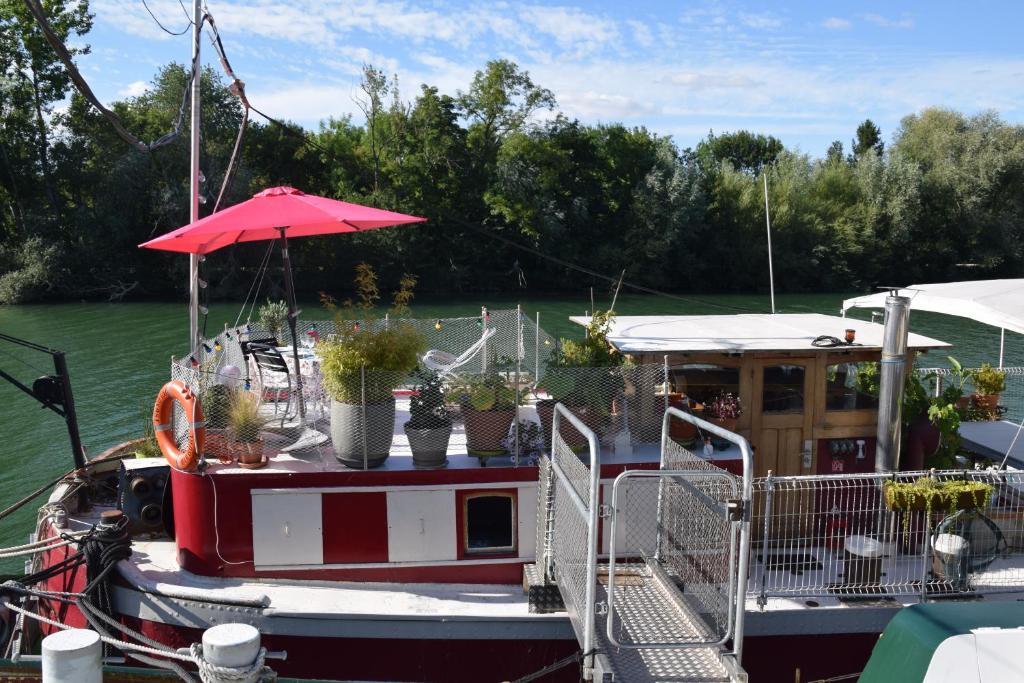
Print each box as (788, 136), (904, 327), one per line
(52, 351), (86, 470)
(42, 629), (101, 683)
(663, 355), (670, 412)
(360, 365), (368, 471)
(514, 305), (522, 466)
(480, 306), (488, 374)
(763, 173), (776, 315)
(1000, 328), (1005, 369)
(188, 0), (202, 353)
(876, 294), (911, 472)
(535, 311), (541, 382)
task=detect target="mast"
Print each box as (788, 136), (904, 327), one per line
(763, 173), (776, 315)
(188, 0), (202, 353)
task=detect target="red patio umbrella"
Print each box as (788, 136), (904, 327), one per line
(140, 186), (427, 451)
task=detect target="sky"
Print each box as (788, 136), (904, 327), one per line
(77, 0), (1024, 156)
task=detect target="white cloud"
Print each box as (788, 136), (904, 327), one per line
(739, 12), (783, 30)
(626, 20), (654, 49)
(822, 17), (852, 30)
(862, 13), (915, 29)
(119, 80), (150, 97)
(518, 6), (618, 57)
(666, 72), (760, 90)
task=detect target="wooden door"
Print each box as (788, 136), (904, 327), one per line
(751, 358), (815, 477)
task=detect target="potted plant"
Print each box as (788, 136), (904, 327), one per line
(227, 389), (269, 467)
(971, 363), (1005, 414)
(319, 265), (423, 469)
(883, 476), (992, 515)
(459, 371), (517, 464)
(201, 384), (236, 463)
(404, 367), (451, 469)
(257, 299), (289, 341)
(537, 310), (626, 450)
(704, 392), (741, 433)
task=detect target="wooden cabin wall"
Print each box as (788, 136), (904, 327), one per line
(638, 348), (918, 478)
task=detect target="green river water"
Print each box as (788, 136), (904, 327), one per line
(0, 292), (1019, 563)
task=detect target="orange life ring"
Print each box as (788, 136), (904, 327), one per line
(153, 380), (205, 471)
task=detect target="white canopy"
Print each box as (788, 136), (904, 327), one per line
(569, 313), (947, 354)
(842, 280), (1024, 336)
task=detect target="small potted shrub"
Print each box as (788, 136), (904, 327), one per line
(883, 476), (992, 515)
(704, 392), (741, 433)
(227, 390), (269, 467)
(404, 368), (452, 469)
(460, 371), (517, 464)
(257, 299), (289, 340)
(201, 384), (236, 463)
(972, 363), (1006, 414)
(537, 310), (626, 450)
(320, 265), (423, 469)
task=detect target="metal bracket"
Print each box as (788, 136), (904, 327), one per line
(726, 498), (745, 522)
(598, 504), (613, 519)
(595, 601), (608, 616)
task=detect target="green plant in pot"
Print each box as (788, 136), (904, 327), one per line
(883, 475), (992, 515)
(537, 310), (626, 451)
(320, 265), (424, 469)
(257, 299), (289, 341)
(227, 389), (269, 466)
(200, 383), (237, 463)
(971, 363), (1005, 417)
(459, 370), (517, 464)
(404, 367), (451, 469)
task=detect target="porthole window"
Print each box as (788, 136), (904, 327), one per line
(463, 492), (516, 556)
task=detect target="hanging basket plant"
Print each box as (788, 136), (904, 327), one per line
(883, 476), (992, 515)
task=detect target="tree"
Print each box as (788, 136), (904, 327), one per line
(852, 119), (884, 158)
(696, 130), (784, 175)
(457, 60), (555, 158)
(826, 140), (844, 164)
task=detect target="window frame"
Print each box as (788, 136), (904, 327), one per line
(456, 489), (518, 560)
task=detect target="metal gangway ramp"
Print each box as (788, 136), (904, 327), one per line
(539, 405), (752, 682)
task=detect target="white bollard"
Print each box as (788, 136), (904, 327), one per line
(41, 629), (101, 683)
(201, 623), (262, 683)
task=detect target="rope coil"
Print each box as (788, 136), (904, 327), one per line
(190, 643), (276, 683)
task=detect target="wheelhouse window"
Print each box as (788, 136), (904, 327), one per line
(669, 364), (740, 406)
(826, 362), (880, 410)
(762, 365), (805, 413)
(463, 492), (516, 556)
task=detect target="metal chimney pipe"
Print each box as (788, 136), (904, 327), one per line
(875, 294), (911, 472)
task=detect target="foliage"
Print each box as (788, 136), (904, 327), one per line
(973, 363), (1006, 395)
(883, 477), (992, 517)
(407, 367), (449, 429)
(318, 264), (424, 403)
(0, 237), (61, 304)
(549, 310), (624, 369)
(926, 401), (962, 469)
(458, 371), (516, 412)
(227, 390), (267, 443)
(853, 361), (880, 397)
(200, 384), (235, 430)
(257, 299), (289, 339)
(706, 392), (742, 420)
(135, 402), (163, 458)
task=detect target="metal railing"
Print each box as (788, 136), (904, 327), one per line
(749, 468), (1024, 605)
(547, 403), (601, 678)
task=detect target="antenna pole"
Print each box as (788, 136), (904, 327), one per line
(763, 173), (776, 314)
(188, 0), (202, 353)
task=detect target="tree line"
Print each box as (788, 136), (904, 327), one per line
(3, 1), (1024, 305)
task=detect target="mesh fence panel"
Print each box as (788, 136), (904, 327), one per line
(748, 469), (1024, 602)
(549, 420), (595, 644)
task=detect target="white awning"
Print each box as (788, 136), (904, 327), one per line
(842, 279), (1024, 336)
(569, 313), (948, 354)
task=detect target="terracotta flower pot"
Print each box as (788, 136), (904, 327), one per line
(536, 400), (604, 452)
(462, 405), (515, 456)
(229, 436), (264, 465)
(972, 393), (1000, 411)
(707, 416), (738, 433)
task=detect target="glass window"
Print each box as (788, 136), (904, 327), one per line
(669, 364), (740, 406)
(464, 493), (516, 555)
(826, 362), (880, 410)
(762, 365), (805, 413)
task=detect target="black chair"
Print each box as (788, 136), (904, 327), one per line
(247, 342), (297, 424)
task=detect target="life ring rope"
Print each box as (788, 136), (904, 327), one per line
(153, 380), (205, 471)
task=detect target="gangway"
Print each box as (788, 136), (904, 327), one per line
(535, 405), (752, 682)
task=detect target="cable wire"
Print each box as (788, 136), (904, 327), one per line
(141, 0), (190, 35)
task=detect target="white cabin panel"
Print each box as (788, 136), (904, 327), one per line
(517, 484), (537, 558)
(251, 491), (323, 567)
(387, 489), (456, 562)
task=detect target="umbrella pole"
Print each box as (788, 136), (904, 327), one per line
(278, 228), (306, 422)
